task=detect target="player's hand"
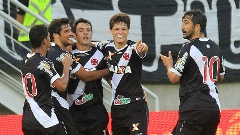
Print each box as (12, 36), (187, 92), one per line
(143, 90), (147, 102)
(134, 40), (148, 55)
(160, 51), (173, 69)
(66, 45), (72, 52)
(62, 53), (73, 66)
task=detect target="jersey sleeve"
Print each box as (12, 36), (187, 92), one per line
(38, 60), (60, 86)
(172, 44), (190, 76)
(69, 52), (81, 74)
(95, 40), (111, 51)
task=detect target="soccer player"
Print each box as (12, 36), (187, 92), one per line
(96, 13), (149, 135)
(21, 24), (73, 135)
(47, 18), (109, 135)
(68, 18), (109, 135)
(160, 9), (225, 135)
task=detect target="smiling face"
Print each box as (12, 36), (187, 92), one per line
(110, 22), (129, 48)
(75, 22), (92, 47)
(57, 24), (75, 47)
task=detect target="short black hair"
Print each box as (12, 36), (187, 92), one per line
(72, 18), (92, 33)
(182, 9), (207, 33)
(29, 24), (48, 49)
(48, 18), (71, 42)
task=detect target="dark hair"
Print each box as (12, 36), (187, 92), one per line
(72, 18), (92, 33)
(109, 13), (130, 30)
(48, 18), (71, 42)
(182, 9), (207, 33)
(29, 24), (48, 49)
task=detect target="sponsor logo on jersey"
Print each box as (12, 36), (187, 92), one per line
(109, 65), (132, 74)
(114, 95), (131, 105)
(75, 57), (80, 62)
(132, 123), (140, 131)
(56, 52), (72, 62)
(85, 68), (96, 71)
(56, 53), (66, 62)
(107, 51), (114, 60)
(37, 60), (53, 77)
(75, 93), (93, 105)
(175, 52), (188, 72)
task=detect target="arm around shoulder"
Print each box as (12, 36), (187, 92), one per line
(75, 66), (109, 82)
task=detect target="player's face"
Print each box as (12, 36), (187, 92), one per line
(110, 22), (129, 47)
(59, 24), (75, 47)
(75, 22), (92, 46)
(181, 16), (195, 41)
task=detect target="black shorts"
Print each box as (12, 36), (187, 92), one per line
(111, 99), (149, 135)
(53, 97), (78, 135)
(77, 122), (110, 135)
(171, 110), (220, 135)
(70, 103), (109, 134)
(23, 123), (66, 135)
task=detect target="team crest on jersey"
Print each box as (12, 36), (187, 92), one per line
(91, 58), (98, 65)
(37, 60), (54, 77)
(175, 52), (188, 72)
(123, 53), (130, 60)
(75, 93), (93, 105)
(114, 95), (131, 105)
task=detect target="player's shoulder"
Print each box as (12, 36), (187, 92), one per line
(97, 40), (113, 46)
(127, 40), (136, 45)
(71, 48), (80, 54)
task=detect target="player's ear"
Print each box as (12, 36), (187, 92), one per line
(43, 38), (47, 45)
(110, 29), (113, 36)
(53, 33), (59, 40)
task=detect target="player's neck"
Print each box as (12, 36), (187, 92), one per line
(31, 48), (46, 57)
(76, 43), (91, 51)
(54, 41), (67, 51)
(190, 33), (205, 41)
(114, 41), (127, 49)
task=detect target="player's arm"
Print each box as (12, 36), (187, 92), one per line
(52, 54), (73, 91)
(74, 66), (109, 82)
(160, 51), (180, 83)
(218, 75), (224, 82)
(16, 14), (24, 24)
(166, 68), (180, 83)
(218, 56), (225, 82)
(16, 0), (28, 24)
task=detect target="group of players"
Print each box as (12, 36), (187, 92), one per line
(21, 9), (225, 135)
(21, 13), (149, 135)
